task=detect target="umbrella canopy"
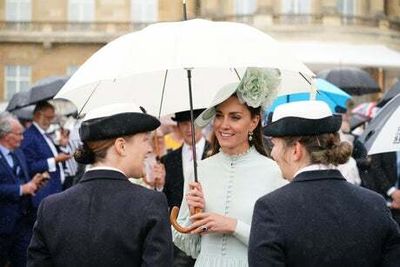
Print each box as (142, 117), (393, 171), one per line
(349, 113), (371, 131)
(358, 94), (400, 155)
(6, 76), (69, 111)
(317, 67), (380, 95)
(6, 91), (31, 111)
(29, 76), (69, 105)
(55, 19), (314, 117)
(267, 78), (351, 113)
(376, 80), (400, 108)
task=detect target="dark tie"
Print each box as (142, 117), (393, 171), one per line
(9, 151), (20, 175)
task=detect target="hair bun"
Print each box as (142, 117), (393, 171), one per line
(74, 144), (95, 164)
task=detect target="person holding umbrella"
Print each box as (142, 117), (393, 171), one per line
(248, 100), (400, 266)
(172, 68), (286, 266)
(27, 103), (173, 266)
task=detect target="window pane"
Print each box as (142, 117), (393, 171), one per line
(20, 81), (30, 91)
(68, 0), (94, 22)
(235, 0), (257, 15)
(282, 0), (310, 14)
(6, 65), (17, 76)
(131, 0), (158, 22)
(20, 66), (30, 77)
(5, 0), (31, 21)
(6, 81), (17, 100)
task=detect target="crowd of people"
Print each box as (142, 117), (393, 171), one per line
(0, 67), (400, 266)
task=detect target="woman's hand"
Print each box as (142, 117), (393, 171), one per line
(186, 182), (205, 215)
(189, 212), (237, 235)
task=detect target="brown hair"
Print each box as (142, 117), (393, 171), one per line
(74, 138), (116, 164)
(209, 94), (267, 157)
(281, 132), (352, 166)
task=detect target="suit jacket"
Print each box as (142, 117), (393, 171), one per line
(0, 148), (34, 234)
(249, 170), (400, 267)
(161, 141), (210, 210)
(21, 124), (62, 208)
(27, 169), (173, 267)
(359, 152), (397, 196)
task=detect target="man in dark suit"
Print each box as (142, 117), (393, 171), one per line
(359, 151), (400, 224)
(21, 101), (71, 208)
(27, 103), (173, 266)
(161, 109), (209, 267)
(249, 101), (400, 266)
(0, 112), (47, 267)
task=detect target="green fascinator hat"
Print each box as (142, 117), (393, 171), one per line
(195, 67), (281, 128)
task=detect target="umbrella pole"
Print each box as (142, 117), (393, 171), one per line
(170, 68), (202, 234)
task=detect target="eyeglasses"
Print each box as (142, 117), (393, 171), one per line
(39, 112), (55, 121)
(9, 131), (23, 136)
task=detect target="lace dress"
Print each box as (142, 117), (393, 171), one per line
(173, 147), (287, 267)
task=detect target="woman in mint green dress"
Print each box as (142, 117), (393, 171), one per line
(173, 68), (287, 267)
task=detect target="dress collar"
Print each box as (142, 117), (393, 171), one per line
(219, 146), (255, 162)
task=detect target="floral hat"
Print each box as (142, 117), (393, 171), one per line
(195, 67), (281, 128)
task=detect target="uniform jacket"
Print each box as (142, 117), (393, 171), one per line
(249, 169), (400, 267)
(27, 169), (173, 267)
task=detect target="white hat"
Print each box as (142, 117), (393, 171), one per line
(263, 101), (342, 137)
(195, 67), (281, 128)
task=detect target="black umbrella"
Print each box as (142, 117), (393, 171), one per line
(11, 106), (34, 120)
(29, 76), (69, 105)
(6, 76), (69, 111)
(317, 67), (380, 95)
(350, 113), (371, 131)
(6, 91), (30, 111)
(376, 80), (400, 108)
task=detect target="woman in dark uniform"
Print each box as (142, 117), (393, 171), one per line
(28, 103), (173, 267)
(249, 100), (400, 267)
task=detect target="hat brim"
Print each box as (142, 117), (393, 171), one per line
(263, 115), (342, 137)
(195, 83), (239, 128)
(80, 112), (160, 141)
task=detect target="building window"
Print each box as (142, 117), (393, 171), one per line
(235, 0), (257, 15)
(4, 65), (31, 101)
(67, 65), (80, 76)
(5, 0), (31, 22)
(281, 0), (311, 23)
(131, 0), (158, 23)
(337, 0), (357, 16)
(282, 0), (311, 14)
(68, 0), (95, 22)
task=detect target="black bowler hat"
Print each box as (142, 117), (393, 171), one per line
(171, 109), (205, 122)
(80, 103), (160, 142)
(263, 101), (342, 137)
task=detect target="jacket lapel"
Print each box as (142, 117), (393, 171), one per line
(0, 150), (17, 181)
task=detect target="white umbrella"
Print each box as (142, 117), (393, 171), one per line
(359, 94), (400, 155)
(55, 19), (315, 234)
(55, 19), (314, 117)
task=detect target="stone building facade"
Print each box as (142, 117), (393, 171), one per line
(0, 0), (399, 102)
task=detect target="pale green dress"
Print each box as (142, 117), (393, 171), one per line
(173, 147), (287, 267)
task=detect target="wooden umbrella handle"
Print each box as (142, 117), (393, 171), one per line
(170, 206), (202, 233)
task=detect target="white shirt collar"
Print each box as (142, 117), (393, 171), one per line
(87, 166), (127, 176)
(182, 137), (206, 157)
(0, 144), (11, 156)
(294, 164), (335, 177)
(32, 122), (46, 135)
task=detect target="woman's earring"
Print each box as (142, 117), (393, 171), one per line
(248, 132), (253, 142)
